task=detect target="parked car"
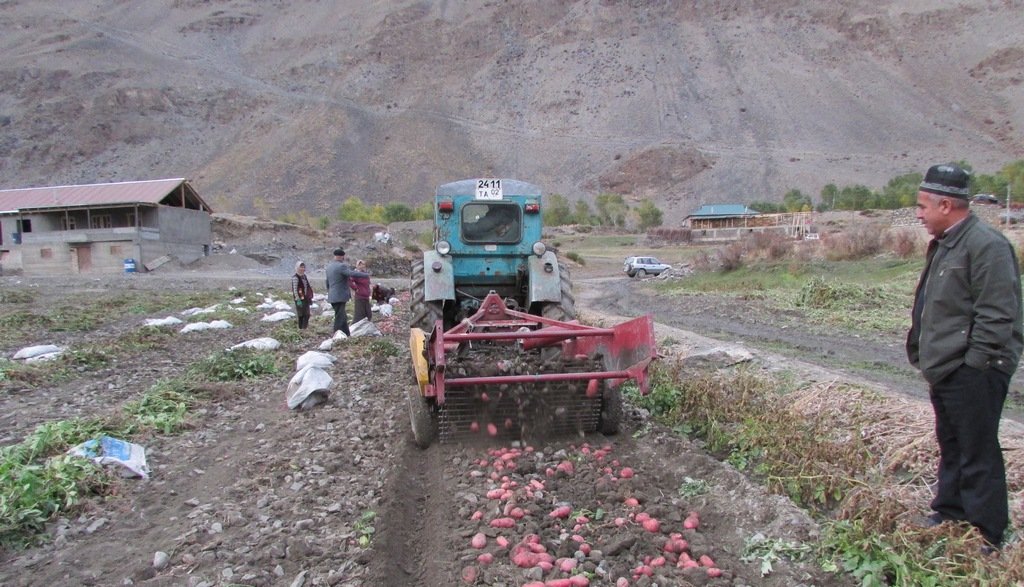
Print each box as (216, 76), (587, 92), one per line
(624, 256), (672, 278)
(972, 194), (1000, 205)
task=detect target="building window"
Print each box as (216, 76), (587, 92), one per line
(110, 245), (123, 256)
(40, 248), (53, 259)
(126, 212), (136, 227)
(90, 215), (112, 229)
(18, 219), (32, 233)
(61, 216), (77, 230)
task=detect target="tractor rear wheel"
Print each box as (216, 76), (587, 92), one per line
(410, 260), (445, 331)
(599, 385), (623, 435)
(406, 385), (437, 448)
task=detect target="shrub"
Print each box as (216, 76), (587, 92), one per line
(824, 225), (886, 260)
(718, 241), (745, 272)
(887, 228), (922, 258)
(565, 251), (586, 265)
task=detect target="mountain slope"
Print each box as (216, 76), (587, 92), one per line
(1, 0), (1021, 221)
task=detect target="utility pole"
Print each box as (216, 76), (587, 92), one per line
(1007, 184), (1012, 226)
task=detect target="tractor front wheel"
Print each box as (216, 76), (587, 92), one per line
(410, 260), (445, 331)
(406, 385), (437, 448)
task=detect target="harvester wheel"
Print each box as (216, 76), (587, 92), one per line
(410, 260), (445, 331)
(406, 385), (437, 448)
(599, 385), (623, 435)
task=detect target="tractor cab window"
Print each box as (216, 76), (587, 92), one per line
(461, 202), (521, 243)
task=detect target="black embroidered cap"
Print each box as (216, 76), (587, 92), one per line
(333, 248), (345, 256)
(920, 164), (971, 199)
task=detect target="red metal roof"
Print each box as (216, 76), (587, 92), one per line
(0, 178), (209, 212)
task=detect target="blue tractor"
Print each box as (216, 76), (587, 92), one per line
(410, 178), (574, 331)
(406, 179), (657, 447)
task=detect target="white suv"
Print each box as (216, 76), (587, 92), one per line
(624, 256), (672, 278)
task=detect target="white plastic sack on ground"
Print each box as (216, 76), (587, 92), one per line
(349, 318), (382, 337)
(230, 297), (246, 304)
(318, 339), (334, 351)
(296, 350), (336, 370)
(26, 352), (63, 363)
(144, 316), (183, 327)
(180, 322), (211, 333)
(312, 293), (327, 302)
(261, 311), (295, 322)
(182, 304), (219, 316)
(378, 303), (394, 317)
(388, 297), (400, 305)
(230, 337), (281, 351)
(13, 344), (64, 360)
(286, 365), (333, 410)
(208, 320), (232, 329)
(69, 436), (150, 478)
(233, 307), (251, 313)
(332, 330), (348, 340)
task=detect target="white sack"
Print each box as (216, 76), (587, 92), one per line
(208, 320), (233, 329)
(230, 337), (281, 351)
(143, 316), (183, 327)
(378, 303), (394, 317)
(26, 351), (63, 363)
(286, 365), (333, 410)
(13, 344), (64, 360)
(349, 318), (382, 337)
(388, 297), (400, 305)
(180, 322), (211, 333)
(261, 311), (295, 322)
(332, 330), (348, 340)
(296, 350), (335, 370)
(318, 339), (334, 351)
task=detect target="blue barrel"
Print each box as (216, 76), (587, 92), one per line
(124, 258), (137, 273)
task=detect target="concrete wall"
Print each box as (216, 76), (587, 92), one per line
(2, 206), (211, 275)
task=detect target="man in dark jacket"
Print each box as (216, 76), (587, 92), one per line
(325, 248), (370, 336)
(907, 163), (1023, 549)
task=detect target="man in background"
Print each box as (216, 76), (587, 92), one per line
(907, 163), (1023, 550)
(325, 248), (369, 337)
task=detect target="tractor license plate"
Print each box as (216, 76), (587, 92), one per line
(475, 178), (503, 200)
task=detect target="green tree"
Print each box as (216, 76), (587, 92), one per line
(414, 201), (434, 221)
(382, 203), (414, 223)
(595, 193), (629, 227)
(337, 197), (372, 221)
(573, 200), (595, 225)
(750, 201), (784, 213)
(880, 173), (922, 209)
(820, 184), (839, 211)
(635, 199), (663, 230)
(543, 193), (574, 226)
(782, 189), (812, 212)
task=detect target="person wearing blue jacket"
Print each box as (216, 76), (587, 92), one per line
(325, 248), (369, 337)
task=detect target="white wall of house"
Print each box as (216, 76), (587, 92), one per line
(0, 205), (211, 275)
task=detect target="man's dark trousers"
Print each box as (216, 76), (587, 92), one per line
(929, 364), (1009, 545)
(331, 302), (350, 336)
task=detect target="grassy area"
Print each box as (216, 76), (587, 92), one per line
(627, 364), (1023, 586)
(653, 257), (922, 336)
(0, 348), (279, 548)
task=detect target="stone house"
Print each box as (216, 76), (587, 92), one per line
(0, 178), (212, 275)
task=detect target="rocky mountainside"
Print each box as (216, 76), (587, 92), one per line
(1, 0), (1022, 222)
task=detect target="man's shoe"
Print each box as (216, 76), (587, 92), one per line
(912, 512), (944, 529)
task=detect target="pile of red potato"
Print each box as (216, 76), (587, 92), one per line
(456, 441), (728, 586)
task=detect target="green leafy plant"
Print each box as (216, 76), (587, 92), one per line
(741, 534), (812, 577)
(677, 476), (709, 498)
(123, 379), (197, 434)
(190, 349), (279, 381)
(354, 510), (376, 547)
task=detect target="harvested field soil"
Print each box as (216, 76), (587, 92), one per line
(0, 267), (855, 586)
